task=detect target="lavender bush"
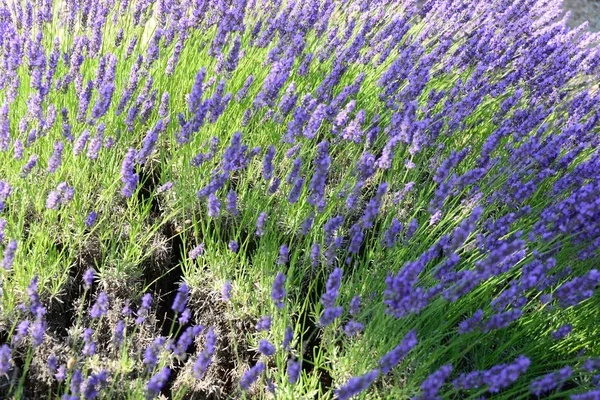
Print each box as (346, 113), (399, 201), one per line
(0, 0), (599, 398)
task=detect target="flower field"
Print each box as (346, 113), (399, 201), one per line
(0, 0), (599, 398)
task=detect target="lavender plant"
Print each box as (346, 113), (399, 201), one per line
(0, 0), (599, 398)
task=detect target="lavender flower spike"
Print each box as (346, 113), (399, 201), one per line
(334, 369), (379, 400)
(120, 148), (139, 198)
(147, 367), (171, 399)
(378, 330), (418, 375)
(0, 344), (12, 375)
(1, 239), (17, 270)
(240, 362), (265, 391)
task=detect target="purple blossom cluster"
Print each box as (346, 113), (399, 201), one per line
(0, 271), (222, 399)
(46, 182), (75, 209)
(453, 355), (531, 394)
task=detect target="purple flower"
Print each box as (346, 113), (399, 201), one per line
(171, 283), (189, 314)
(334, 369), (379, 400)
(47, 141), (64, 173)
(122, 300), (132, 316)
(207, 193), (221, 217)
(483, 309), (523, 332)
(136, 293), (152, 324)
(344, 320), (364, 337)
(361, 182), (388, 229)
(553, 269), (600, 308)
(311, 243), (321, 267)
(288, 359), (301, 384)
(2, 239), (17, 270)
(135, 120), (163, 164)
(147, 367), (170, 399)
(83, 268), (95, 289)
(258, 339), (276, 357)
(20, 154), (38, 178)
(189, 244), (204, 260)
(301, 214), (315, 236)
(332, 100), (355, 135)
(144, 337), (165, 370)
(85, 211), (98, 228)
(406, 218), (418, 239)
(60, 109), (74, 142)
(348, 223), (365, 254)
(304, 103), (327, 139)
(458, 309), (484, 334)
(378, 330), (418, 375)
(82, 328), (96, 356)
(31, 309), (46, 348)
(235, 75), (254, 102)
(584, 358), (600, 372)
(156, 182), (173, 194)
(240, 362), (265, 391)
(228, 240), (239, 253)
(256, 212), (267, 237)
(226, 190), (239, 215)
(158, 92), (169, 118)
(173, 325), (203, 359)
(0, 181), (12, 212)
(27, 276), (42, 314)
(222, 280), (232, 302)
(285, 144), (301, 159)
(70, 369), (83, 395)
(572, 390), (600, 399)
(277, 245), (289, 265)
(46, 182), (75, 210)
(286, 157), (302, 184)
(345, 181), (363, 211)
(382, 219), (403, 248)
(90, 292), (109, 319)
(416, 365), (453, 400)
(256, 315), (272, 332)
(55, 365), (67, 381)
(104, 136), (115, 149)
(114, 320), (125, 347)
(342, 109), (365, 143)
(13, 320), (29, 343)
(178, 308), (191, 325)
(224, 35), (241, 73)
(349, 296), (361, 316)
(530, 366), (572, 396)
(324, 216), (344, 247)
(551, 324), (573, 340)
(0, 345), (12, 376)
(453, 355), (531, 393)
(308, 141), (330, 210)
(47, 355), (58, 372)
(282, 327), (294, 351)
(120, 148), (139, 198)
(268, 177), (281, 195)
(271, 272), (286, 308)
(73, 129), (90, 155)
(0, 104), (9, 151)
(321, 268), (343, 308)
(288, 176), (305, 204)
(263, 145), (275, 181)
(319, 306), (343, 327)
(77, 81), (94, 123)
(86, 127), (104, 160)
(193, 328), (216, 379)
(83, 370), (108, 399)
(297, 53), (313, 76)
